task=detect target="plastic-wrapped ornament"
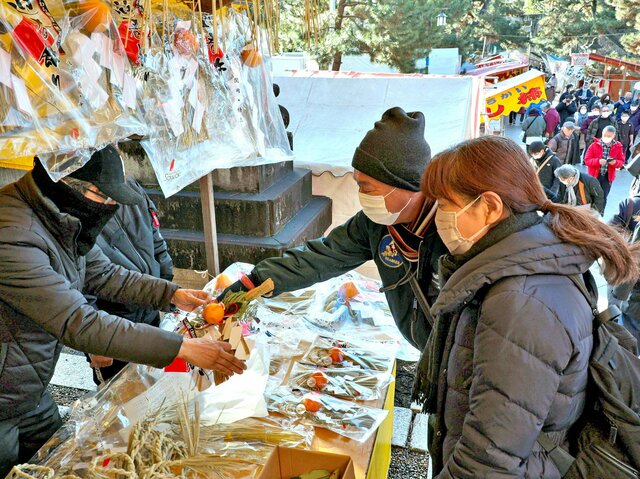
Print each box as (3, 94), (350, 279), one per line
(174, 28), (198, 57)
(240, 44), (262, 67)
(76, 0), (112, 33)
(306, 371), (329, 390)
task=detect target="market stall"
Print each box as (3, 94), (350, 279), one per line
(11, 264), (417, 479)
(483, 69), (547, 135)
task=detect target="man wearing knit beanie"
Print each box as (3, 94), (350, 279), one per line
(222, 107), (445, 350)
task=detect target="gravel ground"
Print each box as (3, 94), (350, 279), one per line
(48, 384), (87, 408)
(389, 359), (430, 478)
(389, 446), (430, 478)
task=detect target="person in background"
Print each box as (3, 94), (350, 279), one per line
(630, 101), (640, 137)
(508, 107), (526, 125)
(574, 103), (589, 130)
(545, 74), (557, 102)
(548, 121), (580, 165)
(599, 93), (614, 110)
(555, 164), (605, 214)
(618, 111), (635, 162)
(556, 94), (578, 124)
(541, 102), (561, 139)
(558, 83), (574, 102)
(581, 103), (601, 151)
(412, 135), (636, 478)
(222, 107), (446, 351)
(521, 108), (546, 145)
(575, 104), (589, 152)
(86, 177), (174, 385)
(576, 83), (593, 105)
(587, 104), (618, 145)
(610, 214), (640, 344)
(614, 91), (634, 120)
(584, 125), (625, 209)
(528, 141), (562, 201)
(0, 147), (246, 476)
(587, 87), (606, 110)
(610, 192), (640, 232)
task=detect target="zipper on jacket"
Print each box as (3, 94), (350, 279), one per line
(592, 444), (639, 478)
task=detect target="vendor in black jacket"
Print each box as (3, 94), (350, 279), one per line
(528, 141), (562, 201)
(224, 107), (446, 350)
(86, 178), (174, 384)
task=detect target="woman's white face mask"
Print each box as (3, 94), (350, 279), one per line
(435, 196), (491, 255)
(358, 188), (410, 225)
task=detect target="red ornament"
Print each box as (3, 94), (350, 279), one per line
(12, 17), (58, 66)
(329, 347), (344, 364)
(118, 21), (141, 65)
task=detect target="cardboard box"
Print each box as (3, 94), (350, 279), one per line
(258, 446), (356, 479)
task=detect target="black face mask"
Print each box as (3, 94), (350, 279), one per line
(33, 161), (119, 256)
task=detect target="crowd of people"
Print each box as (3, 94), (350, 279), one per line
(1, 106), (639, 478)
(519, 83), (638, 214)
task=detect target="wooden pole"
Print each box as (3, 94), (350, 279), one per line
(199, 172), (220, 276)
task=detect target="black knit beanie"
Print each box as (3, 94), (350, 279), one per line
(351, 107), (431, 192)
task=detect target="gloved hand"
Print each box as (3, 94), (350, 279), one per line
(216, 272), (261, 302)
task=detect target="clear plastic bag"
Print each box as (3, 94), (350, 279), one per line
(266, 387), (388, 443)
(0, 0), (144, 178)
(300, 335), (396, 374)
(288, 362), (393, 402)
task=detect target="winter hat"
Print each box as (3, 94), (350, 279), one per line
(563, 121), (576, 130)
(352, 107), (431, 192)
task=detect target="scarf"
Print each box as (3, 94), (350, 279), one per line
(387, 198), (437, 263)
(412, 211), (543, 413)
(33, 161), (118, 256)
(565, 171), (580, 206)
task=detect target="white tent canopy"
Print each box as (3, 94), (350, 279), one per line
(275, 72), (484, 177)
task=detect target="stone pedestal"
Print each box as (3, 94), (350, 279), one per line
(119, 142), (332, 271)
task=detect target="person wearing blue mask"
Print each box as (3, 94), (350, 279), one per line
(221, 107), (446, 350)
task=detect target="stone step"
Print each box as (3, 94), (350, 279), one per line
(119, 141), (294, 194)
(147, 167), (313, 237)
(51, 352), (97, 392)
(392, 407), (413, 447)
(163, 196), (332, 270)
(409, 413), (430, 453)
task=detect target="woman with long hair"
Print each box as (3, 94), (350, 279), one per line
(413, 136), (638, 478)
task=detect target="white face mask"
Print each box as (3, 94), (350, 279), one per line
(602, 137), (614, 145)
(435, 196), (491, 255)
(601, 112), (612, 118)
(358, 188), (410, 225)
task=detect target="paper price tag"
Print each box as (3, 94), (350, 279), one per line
(123, 72), (137, 109)
(11, 75), (33, 115)
(0, 49), (11, 87)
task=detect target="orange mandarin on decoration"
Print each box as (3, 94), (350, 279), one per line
(329, 347), (344, 364)
(308, 371), (329, 389)
(241, 44), (262, 67)
(77, 0), (112, 33)
(302, 396), (322, 413)
(202, 302), (225, 325)
(339, 281), (359, 302)
(214, 273), (233, 291)
(174, 28), (198, 56)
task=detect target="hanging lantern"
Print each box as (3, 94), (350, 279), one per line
(437, 11), (447, 27)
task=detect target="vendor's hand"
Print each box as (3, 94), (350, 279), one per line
(177, 337), (246, 376)
(600, 158), (608, 166)
(172, 289), (213, 312)
(90, 355), (114, 368)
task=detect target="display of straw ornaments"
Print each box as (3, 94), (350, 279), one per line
(0, 0), (292, 189)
